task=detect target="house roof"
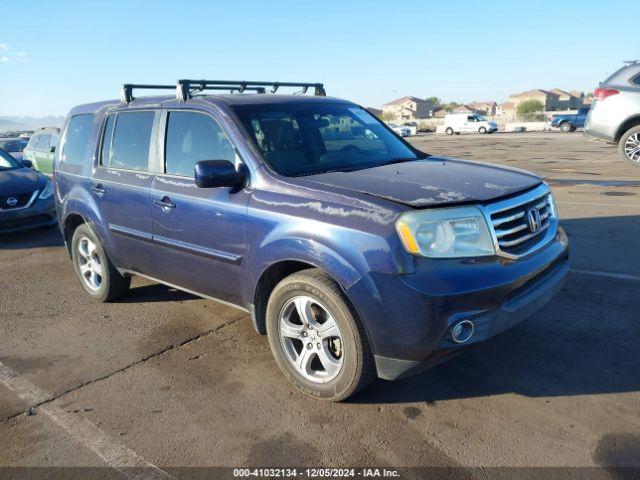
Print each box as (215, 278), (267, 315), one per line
(366, 107), (382, 116)
(569, 90), (584, 98)
(550, 88), (570, 97)
(510, 89), (558, 99)
(383, 96), (428, 106)
(468, 101), (497, 107)
(499, 101), (515, 109)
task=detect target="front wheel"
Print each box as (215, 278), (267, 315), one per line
(266, 269), (375, 401)
(445, 127), (454, 135)
(618, 125), (640, 166)
(478, 127), (487, 134)
(560, 122), (574, 133)
(71, 224), (130, 302)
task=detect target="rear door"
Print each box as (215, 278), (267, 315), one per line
(151, 109), (250, 305)
(91, 110), (158, 276)
(33, 134), (54, 174)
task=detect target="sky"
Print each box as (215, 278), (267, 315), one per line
(1, 0), (639, 117)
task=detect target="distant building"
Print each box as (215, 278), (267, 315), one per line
(508, 89), (561, 111)
(451, 105), (475, 114)
(366, 107), (383, 118)
(467, 101), (497, 116)
(382, 96), (436, 121)
(549, 89), (584, 110)
(497, 101), (516, 116)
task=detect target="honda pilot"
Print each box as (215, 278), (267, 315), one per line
(55, 80), (569, 401)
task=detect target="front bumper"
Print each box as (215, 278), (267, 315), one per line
(349, 228), (570, 380)
(0, 196), (57, 234)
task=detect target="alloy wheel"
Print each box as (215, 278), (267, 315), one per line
(624, 133), (640, 163)
(278, 296), (344, 383)
(76, 237), (103, 291)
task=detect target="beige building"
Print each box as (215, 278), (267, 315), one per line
(467, 101), (497, 116)
(382, 96), (436, 121)
(497, 101), (516, 116)
(509, 89), (561, 111)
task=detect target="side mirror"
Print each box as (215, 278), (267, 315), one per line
(195, 160), (247, 189)
(22, 159), (34, 169)
(49, 146), (56, 153)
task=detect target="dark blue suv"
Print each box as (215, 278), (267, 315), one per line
(55, 80), (569, 401)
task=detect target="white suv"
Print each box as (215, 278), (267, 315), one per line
(584, 60), (640, 165)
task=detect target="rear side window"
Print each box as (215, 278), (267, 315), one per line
(165, 111), (235, 177)
(106, 111), (155, 171)
(36, 134), (51, 151)
(61, 115), (94, 165)
(100, 115), (116, 166)
(633, 74), (640, 86)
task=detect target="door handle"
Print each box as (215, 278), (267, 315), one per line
(90, 184), (106, 197)
(154, 197), (176, 212)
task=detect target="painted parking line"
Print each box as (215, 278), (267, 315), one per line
(571, 268), (640, 282)
(0, 361), (173, 479)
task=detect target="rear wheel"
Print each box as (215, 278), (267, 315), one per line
(266, 269), (375, 401)
(445, 127), (454, 135)
(71, 224), (130, 302)
(618, 125), (640, 166)
(559, 122), (575, 133)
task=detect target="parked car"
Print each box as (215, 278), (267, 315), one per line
(55, 79), (569, 401)
(0, 148), (57, 234)
(22, 127), (60, 174)
(584, 60), (640, 165)
(387, 123), (411, 137)
(402, 121), (418, 136)
(550, 106), (590, 132)
(0, 138), (29, 162)
(444, 113), (498, 135)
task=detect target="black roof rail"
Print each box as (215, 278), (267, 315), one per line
(120, 84), (175, 104)
(176, 79), (326, 101)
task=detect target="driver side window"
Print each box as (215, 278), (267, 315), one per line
(165, 111), (236, 177)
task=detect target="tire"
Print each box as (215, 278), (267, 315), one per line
(71, 224), (130, 302)
(618, 125), (640, 166)
(560, 122), (573, 133)
(266, 269), (375, 401)
(478, 127), (487, 134)
(445, 127), (454, 135)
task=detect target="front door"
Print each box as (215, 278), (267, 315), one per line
(92, 110), (158, 276)
(151, 109), (250, 305)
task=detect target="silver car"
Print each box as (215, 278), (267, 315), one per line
(584, 60), (640, 165)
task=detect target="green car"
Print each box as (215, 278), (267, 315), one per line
(23, 127), (60, 175)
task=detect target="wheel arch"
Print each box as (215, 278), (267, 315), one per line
(615, 115), (640, 142)
(62, 213), (87, 256)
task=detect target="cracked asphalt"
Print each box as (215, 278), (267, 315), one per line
(1, 132), (639, 477)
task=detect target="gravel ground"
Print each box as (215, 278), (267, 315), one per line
(1, 131), (638, 479)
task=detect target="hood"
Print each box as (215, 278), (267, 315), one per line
(0, 167), (44, 195)
(301, 157), (542, 208)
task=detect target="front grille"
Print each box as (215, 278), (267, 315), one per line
(0, 191), (35, 210)
(485, 184), (557, 258)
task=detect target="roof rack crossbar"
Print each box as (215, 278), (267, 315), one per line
(176, 79), (326, 101)
(121, 84), (175, 103)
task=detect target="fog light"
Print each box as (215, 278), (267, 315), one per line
(451, 320), (474, 344)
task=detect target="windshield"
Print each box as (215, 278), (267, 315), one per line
(474, 115), (487, 122)
(0, 149), (21, 170)
(0, 140), (28, 153)
(233, 103), (421, 176)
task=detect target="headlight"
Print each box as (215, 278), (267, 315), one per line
(396, 206), (495, 258)
(39, 181), (54, 200)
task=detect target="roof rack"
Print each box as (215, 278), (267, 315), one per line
(176, 79), (326, 101)
(121, 79), (326, 103)
(121, 84), (175, 104)
(623, 59), (640, 65)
